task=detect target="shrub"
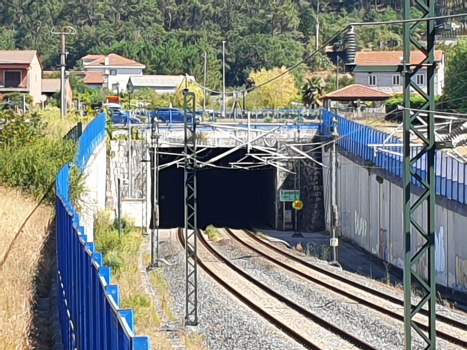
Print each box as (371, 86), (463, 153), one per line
(205, 225), (222, 241)
(0, 138), (77, 200)
(103, 250), (124, 273)
(0, 110), (46, 148)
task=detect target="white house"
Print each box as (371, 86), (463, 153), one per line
(354, 50), (445, 96)
(127, 75), (196, 94)
(81, 53), (145, 92)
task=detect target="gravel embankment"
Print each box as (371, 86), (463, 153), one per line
(159, 238), (306, 350)
(212, 237), (459, 350)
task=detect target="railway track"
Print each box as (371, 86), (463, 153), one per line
(224, 228), (467, 348)
(177, 228), (377, 350)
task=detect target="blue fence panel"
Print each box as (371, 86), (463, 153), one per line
(323, 111), (467, 205)
(56, 113), (150, 350)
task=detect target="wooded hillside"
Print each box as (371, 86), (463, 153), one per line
(0, 0), (465, 88)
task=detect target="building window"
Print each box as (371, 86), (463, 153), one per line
(110, 70), (117, 76)
(392, 74), (400, 86)
(4, 71), (22, 87)
(416, 74), (425, 85)
(112, 83), (119, 91)
(368, 75), (377, 86)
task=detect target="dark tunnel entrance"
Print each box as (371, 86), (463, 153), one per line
(155, 147), (276, 230)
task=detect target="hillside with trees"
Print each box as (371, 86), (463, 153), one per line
(0, 0), (465, 91)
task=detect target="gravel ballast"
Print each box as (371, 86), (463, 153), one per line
(158, 238), (306, 350)
(212, 235), (459, 350)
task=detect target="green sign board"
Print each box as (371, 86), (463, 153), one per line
(280, 190), (300, 202)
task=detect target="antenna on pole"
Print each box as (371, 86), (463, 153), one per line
(51, 26), (77, 118)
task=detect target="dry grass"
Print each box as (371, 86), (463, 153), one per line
(149, 270), (177, 322)
(181, 331), (208, 350)
(0, 186), (54, 349)
(40, 107), (92, 140)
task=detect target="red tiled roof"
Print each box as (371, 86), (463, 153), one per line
(0, 50), (38, 65)
(322, 84), (391, 100)
(83, 71), (105, 84)
(82, 54), (104, 60)
(85, 53), (144, 67)
(356, 50), (444, 66)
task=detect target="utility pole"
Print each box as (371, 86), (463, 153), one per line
(315, 0), (320, 51)
(149, 116), (160, 268)
(330, 137), (340, 265)
(222, 41), (226, 118)
(203, 52), (207, 113)
(51, 26), (76, 118)
(336, 56), (340, 90)
(183, 89), (198, 326)
(402, 1), (438, 348)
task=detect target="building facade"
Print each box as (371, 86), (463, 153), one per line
(0, 50), (43, 105)
(81, 54), (145, 92)
(354, 51), (445, 96)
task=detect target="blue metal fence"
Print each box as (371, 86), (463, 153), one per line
(322, 109), (467, 205)
(56, 113), (150, 350)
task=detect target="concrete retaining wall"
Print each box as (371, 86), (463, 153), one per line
(80, 141), (107, 242)
(107, 140), (151, 229)
(323, 147), (467, 292)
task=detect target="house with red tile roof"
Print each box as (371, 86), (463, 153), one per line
(0, 50), (43, 105)
(81, 53), (145, 92)
(354, 50), (445, 96)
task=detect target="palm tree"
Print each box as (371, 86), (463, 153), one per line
(302, 77), (324, 109)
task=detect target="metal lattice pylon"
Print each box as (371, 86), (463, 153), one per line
(184, 89), (198, 326)
(403, 1), (437, 348)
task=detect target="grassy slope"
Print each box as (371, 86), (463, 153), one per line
(0, 186), (54, 349)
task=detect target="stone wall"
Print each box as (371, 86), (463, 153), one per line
(275, 142), (325, 232)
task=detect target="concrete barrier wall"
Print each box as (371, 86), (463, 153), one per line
(323, 148), (467, 292)
(80, 140), (107, 242)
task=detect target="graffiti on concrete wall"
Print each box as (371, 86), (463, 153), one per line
(354, 211), (368, 237)
(435, 225), (446, 274)
(379, 229), (389, 261)
(456, 256), (467, 288)
(415, 225), (446, 279)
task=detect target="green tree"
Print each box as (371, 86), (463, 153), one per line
(302, 77), (324, 108)
(247, 66), (298, 109)
(443, 39), (467, 112)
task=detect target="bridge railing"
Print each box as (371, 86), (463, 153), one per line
(56, 112), (150, 350)
(322, 109), (467, 205)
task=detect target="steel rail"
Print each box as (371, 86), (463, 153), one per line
(226, 229), (467, 347)
(178, 228), (377, 350)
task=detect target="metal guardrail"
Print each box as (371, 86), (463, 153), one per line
(63, 122), (83, 142)
(56, 112), (150, 350)
(322, 109), (467, 205)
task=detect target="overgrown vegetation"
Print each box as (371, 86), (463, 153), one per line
(93, 211), (174, 348)
(0, 109), (79, 201)
(204, 225), (223, 242)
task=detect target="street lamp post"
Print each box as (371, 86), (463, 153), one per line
(222, 41), (226, 118)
